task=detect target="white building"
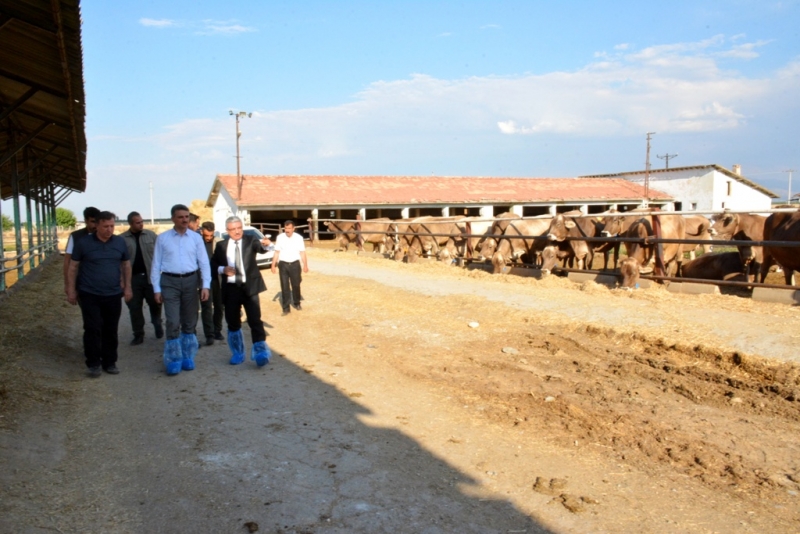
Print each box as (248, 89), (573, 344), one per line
(582, 164), (778, 212)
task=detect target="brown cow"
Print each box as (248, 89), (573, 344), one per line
(477, 212), (519, 260)
(323, 220), (356, 251)
(709, 211), (766, 282)
(619, 257), (640, 288)
(490, 218), (552, 274)
(354, 217), (393, 253)
(681, 252), (746, 281)
(625, 214), (686, 276)
(682, 215), (714, 260)
(544, 211), (602, 270)
(599, 208), (651, 270)
(760, 209), (800, 285)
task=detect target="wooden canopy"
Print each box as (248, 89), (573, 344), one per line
(0, 0), (87, 203)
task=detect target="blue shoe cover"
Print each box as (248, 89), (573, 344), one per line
(180, 333), (198, 371)
(252, 341), (271, 367)
(228, 329), (245, 365)
(163, 338), (182, 376)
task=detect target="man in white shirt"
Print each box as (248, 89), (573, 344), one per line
(270, 220), (309, 316)
(211, 216), (272, 366)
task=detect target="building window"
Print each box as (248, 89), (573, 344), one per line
(690, 202), (697, 211)
(727, 181), (732, 196)
(721, 202), (726, 209)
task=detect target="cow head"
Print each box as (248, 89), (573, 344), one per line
(540, 245), (559, 275)
(619, 257), (640, 289)
(546, 214), (576, 242)
(478, 237), (499, 260)
(710, 212), (738, 239)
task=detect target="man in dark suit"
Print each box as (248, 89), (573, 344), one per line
(212, 216), (272, 367)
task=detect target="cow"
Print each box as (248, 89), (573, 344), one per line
(709, 211), (766, 282)
(544, 211), (602, 270)
(412, 217), (467, 263)
(681, 215), (714, 260)
(476, 212), (519, 260)
(599, 209), (650, 270)
(458, 217), (495, 260)
(619, 257), (640, 289)
(760, 209), (800, 285)
(388, 218), (416, 261)
(624, 214), (686, 277)
(353, 217), (393, 253)
(323, 220), (356, 251)
(490, 218), (552, 274)
(681, 252), (746, 281)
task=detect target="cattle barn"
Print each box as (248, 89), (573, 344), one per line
(205, 174), (673, 241)
(582, 164), (778, 212)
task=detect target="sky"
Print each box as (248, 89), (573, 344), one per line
(35, 0), (800, 219)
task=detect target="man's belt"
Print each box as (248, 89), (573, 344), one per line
(162, 272), (196, 278)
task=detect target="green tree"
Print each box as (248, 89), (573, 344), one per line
(56, 207), (77, 229)
(2, 213), (12, 231)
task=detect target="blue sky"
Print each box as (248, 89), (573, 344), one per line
(48, 0), (800, 218)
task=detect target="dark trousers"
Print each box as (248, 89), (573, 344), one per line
(278, 260), (302, 311)
(78, 291), (123, 369)
(160, 273), (199, 340)
(222, 283), (266, 343)
(126, 272), (162, 336)
(200, 277), (223, 339)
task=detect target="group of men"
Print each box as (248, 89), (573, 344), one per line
(63, 204), (309, 378)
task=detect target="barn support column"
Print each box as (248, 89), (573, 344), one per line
(548, 205), (557, 216)
(357, 208), (366, 220)
(24, 148), (35, 269)
(578, 204), (588, 215)
(0, 191), (5, 292)
(11, 146), (24, 281)
(441, 206), (450, 217)
(34, 182), (42, 266)
(310, 208), (319, 242)
(49, 183), (57, 255)
(608, 203), (618, 212)
(479, 206), (493, 220)
(511, 205), (523, 217)
(401, 207), (409, 219)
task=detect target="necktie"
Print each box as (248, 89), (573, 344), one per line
(235, 241), (243, 286)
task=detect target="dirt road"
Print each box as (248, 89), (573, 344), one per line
(1, 250), (799, 533)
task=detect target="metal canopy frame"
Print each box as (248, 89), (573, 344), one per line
(0, 0), (87, 201)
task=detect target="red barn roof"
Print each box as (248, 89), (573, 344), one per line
(208, 174), (672, 208)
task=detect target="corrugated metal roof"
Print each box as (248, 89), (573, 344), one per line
(207, 174), (672, 209)
(0, 0), (87, 201)
(580, 164), (779, 199)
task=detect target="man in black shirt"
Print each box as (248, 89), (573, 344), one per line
(200, 221), (224, 344)
(120, 211), (163, 344)
(66, 211), (132, 377)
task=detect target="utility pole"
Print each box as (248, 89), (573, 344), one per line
(644, 132), (656, 206)
(657, 153), (678, 169)
(229, 110), (252, 201)
(787, 169), (797, 203)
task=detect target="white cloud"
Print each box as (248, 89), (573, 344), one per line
(196, 20), (257, 35)
(139, 18), (177, 28)
(138, 17), (255, 35)
(614, 43), (629, 50)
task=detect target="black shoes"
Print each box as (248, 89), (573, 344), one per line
(130, 334), (144, 346)
(205, 337), (214, 346)
(103, 365), (120, 375)
(88, 366), (102, 378)
(154, 322), (164, 339)
(293, 303), (302, 311)
(281, 309), (290, 316)
(213, 332), (224, 341)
